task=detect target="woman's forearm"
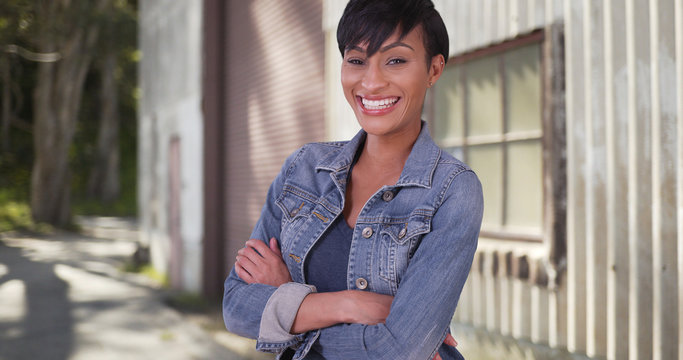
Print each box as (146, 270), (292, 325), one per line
(290, 292), (350, 333)
(290, 290), (393, 334)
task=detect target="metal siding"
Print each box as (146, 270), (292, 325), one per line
(224, 0), (325, 263)
(519, 0), (531, 35)
(627, 0), (654, 359)
(677, 0), (683, 357)
(566, 0), (588, 353)
(585, 0), (609, 356)
(498, 0), (509, 44)
(321, 0), (683, 358)
(651, 1), (679, 359)
(605, 1), (631, 359)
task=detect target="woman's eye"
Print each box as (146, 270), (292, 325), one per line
(387, 58), (406, 65)
(347, 58), (364, 65)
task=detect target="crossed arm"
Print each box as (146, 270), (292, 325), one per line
(234, 237), (457, 359)
(224, 151), (480, 359)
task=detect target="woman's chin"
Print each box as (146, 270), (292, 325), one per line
(356, 117), (419, 139)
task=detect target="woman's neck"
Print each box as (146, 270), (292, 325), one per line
(358, 122), (421, 176)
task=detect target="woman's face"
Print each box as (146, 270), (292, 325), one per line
(341, 26), (443, 139)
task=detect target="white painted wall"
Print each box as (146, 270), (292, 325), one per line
(138, 0), (204, 293)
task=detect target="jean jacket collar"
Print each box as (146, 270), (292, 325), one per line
(314, 121), (441, 189)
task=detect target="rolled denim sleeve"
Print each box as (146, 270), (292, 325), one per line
(256, 282), (316, 352)
(313, 170), (483, 360)
(222, 148), (304, 343)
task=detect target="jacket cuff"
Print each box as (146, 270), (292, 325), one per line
(256, 282), (316, 350)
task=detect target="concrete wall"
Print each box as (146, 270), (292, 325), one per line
(138, 0), (204, 292)
(323, 1), (681, 359)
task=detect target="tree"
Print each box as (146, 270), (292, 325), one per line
(87, 1), (136, 203)
(30, 0), (110, 225)
(0, 0), (32, 154)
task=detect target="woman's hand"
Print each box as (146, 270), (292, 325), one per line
(235, 238), (292, 287)
(432, 333), (458, 360)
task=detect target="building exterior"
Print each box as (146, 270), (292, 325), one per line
(139, 1), (682, 359)
(138, 0), (205, 292)
(138, 0), (325, 295)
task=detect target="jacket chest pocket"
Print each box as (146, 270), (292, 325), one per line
(275, 189), (317, 256)
(378, 210), (432, 292)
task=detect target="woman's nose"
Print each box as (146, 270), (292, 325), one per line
(361, 64), (388, 92)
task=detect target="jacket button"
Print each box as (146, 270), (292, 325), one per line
(355, 277), (368, 289)
(398, 227), (407, 239)
(362, 227), (373, 238)
(382, 191), (394, 202)
(290, 208), (299, 217)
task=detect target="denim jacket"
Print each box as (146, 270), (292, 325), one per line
(223, 123), (483, 360)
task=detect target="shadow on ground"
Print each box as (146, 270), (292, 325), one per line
(0, 240), (74, 359)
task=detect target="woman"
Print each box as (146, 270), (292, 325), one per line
(223, 1), (483, 359)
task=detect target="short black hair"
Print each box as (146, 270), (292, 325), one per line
(336, 0), (449, 65)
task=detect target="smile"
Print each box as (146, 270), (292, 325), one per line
(360, 96), (400, 111)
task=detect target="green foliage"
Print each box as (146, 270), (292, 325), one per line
(0, 189), (54, 233)
(1, 0), (139, 227)
(70, 0), (138, 218)
(0, 195), (32, 232)
(122, 262), (169, 287)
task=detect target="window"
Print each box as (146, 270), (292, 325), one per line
(429, 28), (565, 257)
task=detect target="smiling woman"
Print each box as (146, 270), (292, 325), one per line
(222, 1), (483, 359)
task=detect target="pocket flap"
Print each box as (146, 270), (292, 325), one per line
(380, 210), (432, 245)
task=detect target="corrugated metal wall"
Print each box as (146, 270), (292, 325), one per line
(323, 1), (682, 359)
(429, 1), (681, 359)
(223, 1), (325, 265)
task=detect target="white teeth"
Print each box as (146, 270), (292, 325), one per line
(361, 97), (398, 110)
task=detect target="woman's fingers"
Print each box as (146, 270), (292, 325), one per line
(234, 260), (254, 283)
(236, 253), (261, 279)
(238, 245), (266, 265)
(235, 238), (291, 287)
(269, 237), (282, 257)
(443, 333), (458, 347)
(430, 333), (457, 360)
(245, 239), (280, 262)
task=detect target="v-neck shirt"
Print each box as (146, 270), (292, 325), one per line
(303, 216), (354, 292)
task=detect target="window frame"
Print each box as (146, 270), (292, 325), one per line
(427, 25), (566, 272)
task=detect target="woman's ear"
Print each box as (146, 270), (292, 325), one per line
(427, 54), (446, 87)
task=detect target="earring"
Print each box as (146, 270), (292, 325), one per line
(428, 81), (433, 87)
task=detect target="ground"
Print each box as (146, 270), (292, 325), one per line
(0, 217), (272, 360)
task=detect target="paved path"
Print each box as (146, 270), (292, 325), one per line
(0, 219), (270, 360)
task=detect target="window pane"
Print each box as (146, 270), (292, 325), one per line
(444, 146), (464, 161)
(505, 44), (541, 133)
(466, 56), (502, 136)
(433, 67), (464, 143)
(506, 140), (542, 232)
(468, 144), (503, 228)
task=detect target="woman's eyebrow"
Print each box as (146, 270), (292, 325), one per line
(345, 42), (414, 54)
(380, 42), (414, 52)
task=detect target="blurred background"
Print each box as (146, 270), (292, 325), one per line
(1, 0), (683, 359)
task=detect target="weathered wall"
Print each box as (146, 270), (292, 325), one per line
(138, 0), (204, 292)
(322, 1), (681, 359)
